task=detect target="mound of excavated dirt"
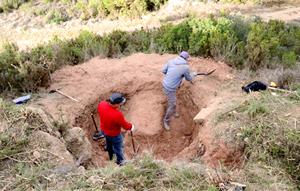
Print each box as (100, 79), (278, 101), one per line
(32, 53), (235, 167)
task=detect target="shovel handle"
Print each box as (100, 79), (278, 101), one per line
(130, 131), (136, 153)
(56, 89), (79, 102)
(91, 114), (99, 132)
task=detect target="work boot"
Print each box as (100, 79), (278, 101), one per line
(92, 131), (104, 141)
(163, 121), (170, 131)
(118, 160), (127, 166)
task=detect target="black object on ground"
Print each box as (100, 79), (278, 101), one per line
(242, 81), (267, 93)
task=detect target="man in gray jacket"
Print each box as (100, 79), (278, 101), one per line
(162, 51), (195, 130)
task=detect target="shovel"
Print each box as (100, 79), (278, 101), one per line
(130, 131), (140, 155)
(196, 69), (216, 76)
(91, 114), (104, 141)
(130, 131), (136, 153)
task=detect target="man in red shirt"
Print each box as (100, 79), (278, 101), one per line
(98, 93), (134, 165)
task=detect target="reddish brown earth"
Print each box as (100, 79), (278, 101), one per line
(33, 53), (241, 167)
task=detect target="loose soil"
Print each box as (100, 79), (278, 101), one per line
(33, 53), (239, 167)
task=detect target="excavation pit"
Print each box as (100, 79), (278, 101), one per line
(34, 53), (236, 167)
(75, 84), (200, 166)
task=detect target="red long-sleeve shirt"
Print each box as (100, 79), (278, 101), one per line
(98, 101), (132, 136)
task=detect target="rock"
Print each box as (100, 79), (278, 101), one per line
(0, 120), (8, 133)
(228, 182), (246, 191)
(64, 127), (92, 165)
(193, 107), (213, 124)
(29, 130), (75, 166)
(87, 175), (103, 185)
(33, 151), (41, 159)
(26, 106), (55, 134)
(77, 166), (86, 174)
(49, 165), (75, 174)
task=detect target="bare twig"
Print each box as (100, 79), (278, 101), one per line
(5, 156), (33, 163)
(37, 148), (66, 160)
(0, 151), (33, 161)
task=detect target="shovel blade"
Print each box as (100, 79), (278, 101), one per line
(206, 69), (216, 76)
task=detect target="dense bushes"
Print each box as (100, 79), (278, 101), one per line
(0, 0), (28, 12)
(0, 16), (299, 92)
(85, 0), (167, 18)
(1, 0), (167, 18)
(156, 21), (192, 53)
(246, 20), (300, 70)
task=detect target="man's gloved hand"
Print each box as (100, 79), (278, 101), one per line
(131, 124), (135, 132)
(191, 71), (198, 78)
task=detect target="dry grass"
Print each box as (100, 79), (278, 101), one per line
(214, 89), (300, 189)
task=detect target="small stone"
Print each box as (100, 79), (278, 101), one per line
(87, 175), (103, 185)
(33, 151), (41, 159)
(77, 166), (86, 174)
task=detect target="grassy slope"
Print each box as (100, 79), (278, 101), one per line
(214, 88), (300, 189)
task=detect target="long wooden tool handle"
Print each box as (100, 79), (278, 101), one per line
(91, 114), (99, 132)
(196, 72), (207, 76)
(130, 131), (136, 153)
(268, 86), (294, 93)
(56, 90), (79, 102)
(268, 87), (300, 97)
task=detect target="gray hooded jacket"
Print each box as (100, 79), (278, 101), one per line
(162, 56), (193, 91)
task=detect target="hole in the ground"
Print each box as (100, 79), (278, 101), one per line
(75, 83), (200, 166)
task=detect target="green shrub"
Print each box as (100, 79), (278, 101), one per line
(0, 43), (20, 91)
(246, 20), (299, 70)
(0, 0), (27, 12)
(71, 0), (167, 18)
(103, 30), (131, 57)
(156, 21), (192, 53)
(246, 21), (280, 69)
(242, 99), (269, 118)
(46, 9), (70, 24)
(188, 18), (214, 56)
(282, 51), (297, 68)
(126, 29), (153, 53)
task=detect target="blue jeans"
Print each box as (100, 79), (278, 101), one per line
(163, 87), (177, 124)
(104, 134), (125, 165)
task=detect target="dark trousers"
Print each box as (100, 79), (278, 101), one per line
(163, 87), (177, 124)
(104, 134), (125, 165)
